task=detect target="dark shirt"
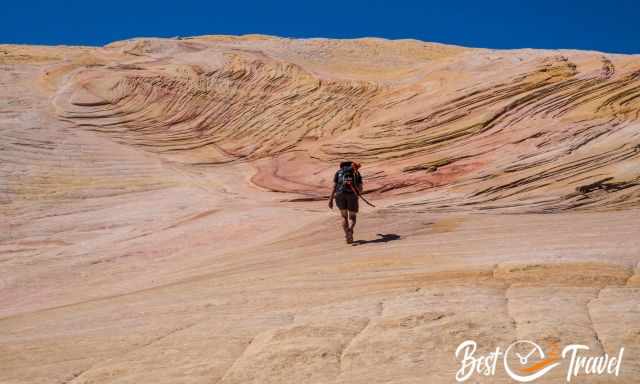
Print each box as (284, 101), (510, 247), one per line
(334, 169), (363, 194)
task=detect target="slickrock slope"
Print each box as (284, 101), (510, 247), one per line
(1, 36), (640, 383)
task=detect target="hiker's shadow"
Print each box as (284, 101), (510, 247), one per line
(352, 233), (401, 246)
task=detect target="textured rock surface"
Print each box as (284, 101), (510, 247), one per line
(1, 36), (639, 383)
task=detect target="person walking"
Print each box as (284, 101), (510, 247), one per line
(328, 161), (363, 244)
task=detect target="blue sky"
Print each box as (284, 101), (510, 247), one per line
(2, 0), (639, 54)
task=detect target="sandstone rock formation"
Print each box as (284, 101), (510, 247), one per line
(1, 35), (639, 383)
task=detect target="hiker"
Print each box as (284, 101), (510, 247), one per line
(329, 161), (363, 244)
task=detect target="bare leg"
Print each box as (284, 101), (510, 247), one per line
(339, 209), (349, 239)
(348, 211), (357, 240)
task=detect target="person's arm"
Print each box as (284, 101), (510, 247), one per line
(356, 172), (363, 194)
(329, 184), (336, 209)
(329, 172), (337, 209)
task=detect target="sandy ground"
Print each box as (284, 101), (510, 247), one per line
(1, 36), (640, 383)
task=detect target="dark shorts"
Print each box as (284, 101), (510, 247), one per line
(335, 192), (359, 213)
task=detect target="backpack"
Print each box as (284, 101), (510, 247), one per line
(336, 165), (356, 193)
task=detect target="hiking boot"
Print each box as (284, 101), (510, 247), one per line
(346, 228), (354, 244)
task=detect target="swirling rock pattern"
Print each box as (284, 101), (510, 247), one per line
(51, 36), (640, 212)
(1, 36), (640, 384)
